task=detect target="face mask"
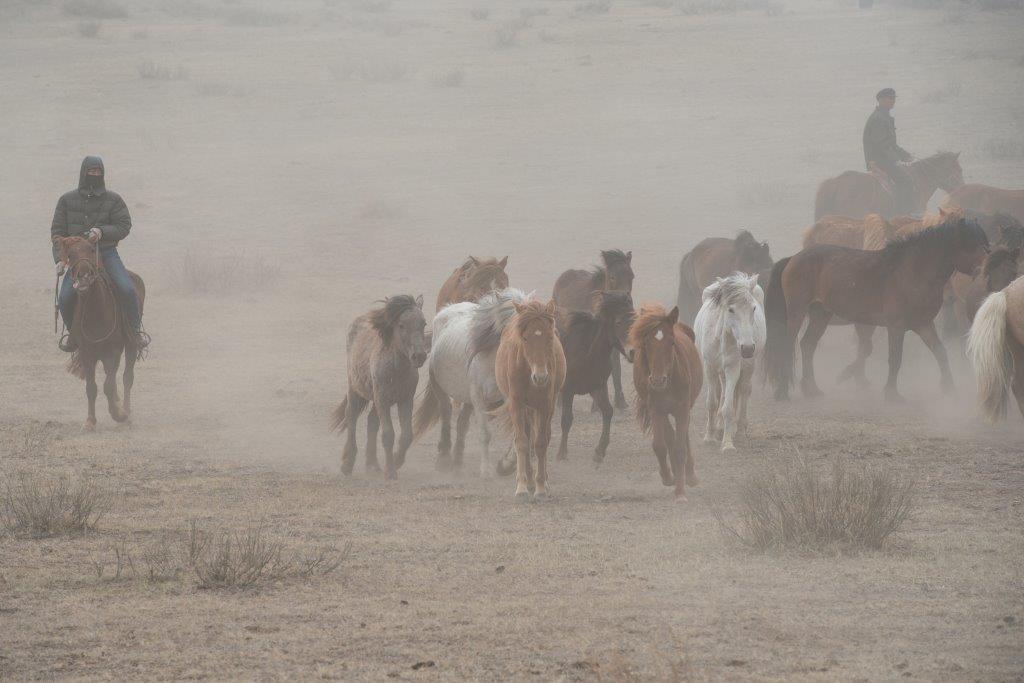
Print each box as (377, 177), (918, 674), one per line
(84, 172), (103, 188)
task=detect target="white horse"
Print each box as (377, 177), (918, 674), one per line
(694, 273), (765, 451)
(413, 288), (529, 476)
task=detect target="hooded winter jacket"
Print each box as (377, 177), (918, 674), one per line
(50, 156), (132, 262)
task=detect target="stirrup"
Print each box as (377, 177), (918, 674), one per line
(58, 332), (77, 353)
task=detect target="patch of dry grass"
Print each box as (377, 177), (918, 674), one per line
(222, 7), (291, 27)
(62, 0), (127, 19)
(1, 474), (110, 539)
(77, 20), (101, 38)
(137, 60), (189, 81)
(981, 137), (1024, 160)
(721, 455), (915, 552)
(330, 60), (407, 84)
(164, 248), (282, 296)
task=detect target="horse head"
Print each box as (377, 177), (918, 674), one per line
(734, 231), (773, 274)
(595, 290), (636, 363)
(952, 218), (991, 276)
(711, 273), (763, 360)
(512, 299), (559, 387)
(462, 255), (509, 302)
(918, 151), (964, 192)
(370, 294), (428, 367)
(631, 305), (679, 391)
(600, 249), (634, 292)
(983, 247), (1020, 293)
(53, 236), (101, 292)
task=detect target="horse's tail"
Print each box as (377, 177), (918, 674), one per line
(967, 291), (1012, 423)
(676, 252), (698, 326)
(814, 179), (835, 221)
(66, 351), (86, 380)
(329, 396), (350, 433)
(412, 375), (444, 441)
(763, 256), (794, 398)
(488, 403), (524, 477)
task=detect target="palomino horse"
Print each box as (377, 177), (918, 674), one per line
(553, 249), (633, 409)
(413, 288), (529, 476)
(630, 305), (702, 500)
(952, 247), (1019, 328)
(54, 236), (144, 429)
(331, 295), (428, 479)
(814, 151), (964, 220)
(694, 273), (765, 452)
(677, 231), (772, 325)
(945, 184), (1024, 225)
(765, 217), (989, 402)
(436, 255), (509, 310)
(967, 274), (1024, 421)
(556, 290), (635, 464)
(491, 299), (565, 500)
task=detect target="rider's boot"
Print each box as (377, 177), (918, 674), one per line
(58, 334), (78, 353)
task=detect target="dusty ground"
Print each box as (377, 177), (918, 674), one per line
(1, 0), (1023, 679)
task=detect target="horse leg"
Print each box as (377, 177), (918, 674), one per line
(1009, 336), (1024, 419)
(122, 346), (136, 417)
(913, 321), (955, 395)
(84, 357), (98, 431)
(610, 351), (627, 411)
(452, 403), (472, 469)
(884, 327), (907, 403)
(523, 418), (535, 493)
(720, 360), (742, 452)
(673, 408), (696, 498)
(341, 391), (368, 476)
(776, 298), (810, 401)
(532, 410), (552, 499)
(436, 394), (453, 471)
(736, 364), (753, 437)
(799, 305), (832, 398)
(591, 385), (613, 465)
(364, 407), (381, 472)
(511, 405), (531, 500)
(703, 369), (720, 443)
(837, 324), (874, 388)
(471, 386), (494, 479)
(395, 397), (414, 472)
(101, 353), (128, 423)
(651, 411), (673, 487)
(557, 390), (574, 461)
(378, 402), (398, 480)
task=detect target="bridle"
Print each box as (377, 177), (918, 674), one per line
(65, 242), (120, 345)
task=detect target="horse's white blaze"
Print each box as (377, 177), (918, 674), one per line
(655, 329), (664, 341)
(534, 329), (542, 336)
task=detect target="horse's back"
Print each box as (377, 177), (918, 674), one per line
(430, 309), (475, 403)
(946, 184), (1024, 222)
(436, 267), (462, 310)
(552, 268), (596, 311)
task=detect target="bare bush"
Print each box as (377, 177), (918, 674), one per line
(981, 137), (1024, 160)
(62, 0), (127, 19)
(572, 0), (612, 17)
(223, 7), (291, 27)
(721, 456), (915, 552)
(470, 6), (490, 20)
(156, 0), (207, 18)
(77, 20), (101, 37)
(164, 248), (282, 296)
(1, 474), (110, 539)
(493, 15), (532, 48)
(433, 68), (465, 87)
(663, 0), (783, 15)
(137, 60), (189, 81)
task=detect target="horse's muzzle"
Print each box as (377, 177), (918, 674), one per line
(740, 344), (756, 359)
(531, 371), (550, 387)
(649, 374), (668, 390)
(412, 351), (427, 368)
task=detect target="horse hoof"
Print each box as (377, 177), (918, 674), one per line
(721, 443), (736, 453)
(556, 451), (568, 462)
(514, 490), (530, 502)
(533, 490), (548, 501)
(614, 398), (629, 411)
(660, 472), (674, 487)
(675, 493), (689, 503)
(83, 420), (96, 432)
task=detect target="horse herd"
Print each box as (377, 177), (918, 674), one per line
(53, 173), (1024, 502)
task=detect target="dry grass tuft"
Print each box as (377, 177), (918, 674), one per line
(63, 0), (127, 19)
(330, 60), (407, 84)
(492, 14), (533, 48)
(572, 0), (612, 17)
(77, 20), (101, 37)
(720, 455), (915, 552)
(1, 474), (110, 539)
(164, 248), (282, 296)
(137, 60), (189, 81)
(470, 6), (490, 20)
(222, 7), (290, 27)
(981, 137), (1024, 160)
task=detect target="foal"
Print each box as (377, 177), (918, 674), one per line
(492, 300), (566, 500)
(631, 305), (703, 500)
(556, 291), (636, 464)
(331, 295), (428, 479)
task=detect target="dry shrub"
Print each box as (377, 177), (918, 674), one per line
(493, 14), (533, 47)
(164, 248), (282, 296)
(722, 456), (914, 552)
(223, 7), (290, 27)
(981, 137), (1024, 160)
(77, 20), (101, 37)
(137, 60), (189, 81)
(62, 0), (127, 19)
(572, 0), (612, 17)
(1, 474), (110, 539)
(470, 6), (490, 20)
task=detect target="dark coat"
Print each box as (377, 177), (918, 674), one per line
(863, 107), (911, 170)
(50, 156), (132, 262)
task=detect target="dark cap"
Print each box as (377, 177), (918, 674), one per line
(876, 88), (896, 100)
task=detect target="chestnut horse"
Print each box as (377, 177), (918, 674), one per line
(331, 295), (428, 479)
(630, 305), (702, 500)
(436, 255), (509, 310)
(814, 151), (964, 220)
(945, 184), (1024, 225)
(677, 230), (772, 325)
(553, 249), (634, 409)
(54, 236), (144, 430)
(491, 299), (565, 500)
(803, 214), (894, 251)
(968, 274), (1024, 421)
(765, 217), (989, 402)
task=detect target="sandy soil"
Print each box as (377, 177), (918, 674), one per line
(1, 0), (1023, 679)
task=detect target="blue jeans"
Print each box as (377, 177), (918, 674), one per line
(59, 246), (142, 333)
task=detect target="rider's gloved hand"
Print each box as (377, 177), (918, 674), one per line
(87, 227), (102, 243)
(56, 262), (65, 276)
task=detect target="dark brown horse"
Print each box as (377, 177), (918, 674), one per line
(944, 184), (1024, 225)
(677, 231), (772, 326)
(814, 151), (964, 220)
(553, 249), (634, 409)
(436, 255), (509, 310)
(331, 295), (428, 479)
(630, 305), (702, 500)
(765, 217), (989, 402)
(556, 291), (636, 464)
(54, 236), (144, 430)
(951, 246), (1020, 328)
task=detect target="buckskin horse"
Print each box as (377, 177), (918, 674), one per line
(54, 236), (144, 430)
(435, 255), (509, 310)
(553, 249), (634, 410)
(765, 217), (989, 403)
(677, 231), (772, 326)
(814, 151), (964, 220)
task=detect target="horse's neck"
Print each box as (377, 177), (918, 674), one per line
(907, 160), (943, 207)
(901, 239), (955, 284)
(591, 269), (607, 291)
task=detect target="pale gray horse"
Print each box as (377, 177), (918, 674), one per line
(414, 288), (529, 476)
(694, 273), (765, 451)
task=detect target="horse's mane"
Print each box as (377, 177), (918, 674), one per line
(366, 294), (419, 344)
(566, 291), (634, 339)
(704, 273), (757, 307)
(468, 287), (530, 358)
(983, 246), (1018, 279)
(883, 216), (987, 258)
(464, 258), (507, 291)
(511, 301), (556, 338)
(734, 230), (757, 247)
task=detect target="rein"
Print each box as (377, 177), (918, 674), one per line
(69, 245), (120, 345)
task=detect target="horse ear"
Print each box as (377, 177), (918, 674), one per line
(469, 256), (480, 265)
(415, 294), (424, 310)
(625, 251), (632, 264)
(513, 301), (526, 314)
(545, 299), (557, 315)
(667, 306), (679, 325)
(938, 207), (948, 217)
(499, 255), (508, 269)
(749, 273), (760, 290)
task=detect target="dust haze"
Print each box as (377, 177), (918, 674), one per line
(1, 0), (1022, 679)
